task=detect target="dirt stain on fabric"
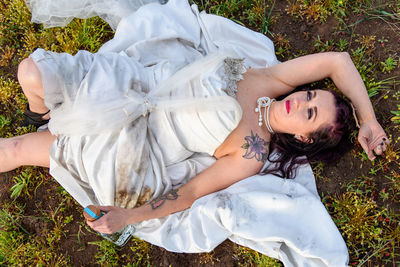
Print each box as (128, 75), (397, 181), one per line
(216, 192), (233, 211)
(136, 186), (154, 207)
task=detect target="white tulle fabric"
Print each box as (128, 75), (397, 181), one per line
(27, 0), (349, 266)
(25, 0), (164, 30)
(46, 51), (241, 136)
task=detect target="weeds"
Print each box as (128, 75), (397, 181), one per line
(381, 55), (398, 73)
(90, 239), (121, 266)
(350, 46), (396, 98)
(235, 245), (282, 266)
(331, 192), (385, 256)
(0, 203), (69, 266)
(273, 33), (291, 58)
(286, 0), (348, 23)
(0, 0), (399, 265)
(10, 170), (33, 198)
(312, 35), (334, 52)
(128, 237), (152, 266)
(391, 104), (400, 124)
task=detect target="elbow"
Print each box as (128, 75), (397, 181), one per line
(337, 51), (351, 63)
(339, 51), (351, 61)
(330, 51), (352, 76)
(331, 51), (351, 63)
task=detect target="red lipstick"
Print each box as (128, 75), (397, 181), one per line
(286, 100), (290, 114)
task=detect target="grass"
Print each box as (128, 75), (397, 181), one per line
(0, 0), (400, 265)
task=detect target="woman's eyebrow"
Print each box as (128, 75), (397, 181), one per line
(313, 106), (318, 122)
(313, 91), (317, 122)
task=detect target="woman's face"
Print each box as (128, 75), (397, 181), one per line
(270, 89), (336, 138)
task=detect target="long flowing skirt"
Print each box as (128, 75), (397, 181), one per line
(27, 0), (349, 266)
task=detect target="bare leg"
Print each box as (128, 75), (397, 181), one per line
(18, 57), (49, 119)
(0, 130), (56, 172)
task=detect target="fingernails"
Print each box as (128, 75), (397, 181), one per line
(383, 137), (386, 141)
(380, 142), (384, 146)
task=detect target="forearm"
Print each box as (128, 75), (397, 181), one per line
(330, 52), (376, 123)
(125, 187), (195, 224)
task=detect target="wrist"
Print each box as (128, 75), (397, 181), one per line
(353, 104), (376, 125)
(359, 115), (377, 125)
(125, 208), (139, 225)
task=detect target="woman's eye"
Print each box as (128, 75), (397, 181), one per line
(308, 108), (313, 120)
(307, 91), (312, 101)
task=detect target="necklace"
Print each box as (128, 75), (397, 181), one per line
(255, 96), (275, 134)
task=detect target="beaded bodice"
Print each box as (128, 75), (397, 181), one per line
(222, 58), (247, 98)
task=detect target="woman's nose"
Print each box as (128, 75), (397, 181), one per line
(293, 97), (306, 109)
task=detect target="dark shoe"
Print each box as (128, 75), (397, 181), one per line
(23, 104), (50, 128)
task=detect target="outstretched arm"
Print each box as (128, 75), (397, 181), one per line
(263, 52), (389, 159)
(87, 128), (268, 233)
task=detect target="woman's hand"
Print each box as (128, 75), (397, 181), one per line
(358, 119), (389, 161)
(86, 206), (132, 234)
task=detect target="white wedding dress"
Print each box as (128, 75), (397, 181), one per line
(26, 0), (349, 266)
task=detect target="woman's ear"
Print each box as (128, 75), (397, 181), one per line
(294, 135), (314, 144)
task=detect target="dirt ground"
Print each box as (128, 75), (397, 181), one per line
(1, 0), (399, 266)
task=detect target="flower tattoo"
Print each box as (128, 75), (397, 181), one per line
(241, 131), (269, 162)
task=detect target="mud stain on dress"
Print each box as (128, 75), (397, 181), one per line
(136, 186), (154, 207)
(114, 118), (152, 209)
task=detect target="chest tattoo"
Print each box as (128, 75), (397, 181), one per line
(241, 130), (269, 163)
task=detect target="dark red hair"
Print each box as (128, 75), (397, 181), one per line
(262, 89), (356, 179)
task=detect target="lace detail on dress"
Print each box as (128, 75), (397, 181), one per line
(222, 58), (247, 98)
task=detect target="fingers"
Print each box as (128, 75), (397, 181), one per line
(369, 136), (390, 159)
(85, 207), (124, 234)
(98, 206), (114, 212)
(86, 215), (113, 234)
(358, 136), (375, 160)
(373, 143), (385, 156)
(359, 135), (390, 161)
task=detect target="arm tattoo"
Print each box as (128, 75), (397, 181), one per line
(150, 189), (179, 210)
(241, 130), (269, 163)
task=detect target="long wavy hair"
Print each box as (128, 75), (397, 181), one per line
(262, 88), (357, 179)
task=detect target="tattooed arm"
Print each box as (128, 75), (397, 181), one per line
(87, 129), (269, 234)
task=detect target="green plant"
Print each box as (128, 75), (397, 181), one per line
(350, 47), (395, 98)
(90, 239), (121, 266)
(0, 204), (28, 264)
(10, 170), (33, 198)
(337, 38), (348, 51)
(311, 161), (326, 181)
(0, 77), (27, 111)
(0, 203), (69, 265)
(380, 56), (398, 73)
(0, 115), (11, 129)
(194, 0), (277, 33)
(364, 77), (394, 98)
(391, 104), (400, 124)
(330, 192), (385, 257)
(312, 35), (334, 52)
(286, 1), (330, 23)
(261, 0), (276, 35)
(235, 245), (282, 266)
(351, 3), (400, 36)
(127, 237), (152, 266)
(285, 0), (348, 23)
(199, 251), (220, 265)
(273, 33), (291, 58)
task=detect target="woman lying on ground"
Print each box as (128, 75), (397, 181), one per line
(6, 50), (387, 233)
(0, 1), (389, 264)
